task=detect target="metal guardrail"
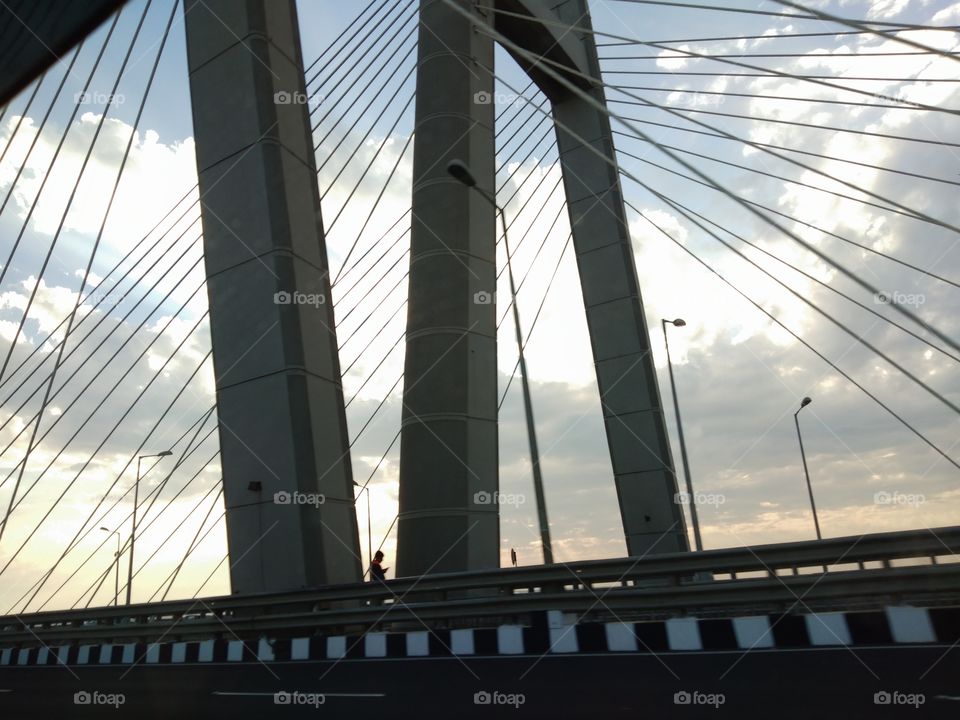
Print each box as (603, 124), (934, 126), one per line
(2, 525), (958, 646)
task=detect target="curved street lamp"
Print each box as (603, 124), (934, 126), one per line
(100, 526), (121, 607)
(446, 159), (553, 564)
(127, 450), (173, 604)
(353, 481), (372, 577)
(662, 317), (701, 551)
(794, 397), (821, 540)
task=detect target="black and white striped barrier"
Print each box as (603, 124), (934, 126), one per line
(2, 606), (957, 666)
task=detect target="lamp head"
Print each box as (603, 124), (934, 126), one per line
(670, 318), (686, 327)
(446, 159), (477, 187)
(99, 526), (109, 532)
(800, 396), (812, 408)
(158, 450), (173, 457)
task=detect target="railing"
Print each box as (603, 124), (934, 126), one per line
(2, 525), (958, 646)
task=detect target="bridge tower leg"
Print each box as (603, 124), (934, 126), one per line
(184, 0), (362, 592)
(549, 3), (689, 556)
(492, 0), (690, 556)
(396, 0), (500, 576)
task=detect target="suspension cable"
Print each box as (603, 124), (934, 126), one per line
(604, 0), (958, 31)
(639, 181), (960, 363)
(499, 234), (573, 408)
(329, 130), (413, 284)
(0, 2), (155, 545)
(0, 248), (205, 462)
(0, 187), (199, 392)
(609, 98), (960, 146)
(624, 198), (960, 471)
(446, 7), (959, 357)
(56, 422), (219, 610)
(610, 123), (960, 189)
(485, 5), (960, 117)
(0, 11), (122, 293)
(303, 0), (385, 79)
(608, 82), (959, 114)
(10, 428), (215, 612)
(7, 345), (213, 606)
(310, 2), (417, 131)
(0, 287), (209, 512)
(610, 143), (960, 291)
(0, 46), (83, 218)
(305, 0), (405, 98)
(156, 489), (225, 603)
(769, 0), (960, 63)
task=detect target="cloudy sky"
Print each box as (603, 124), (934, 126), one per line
(0, 0), (957, 612)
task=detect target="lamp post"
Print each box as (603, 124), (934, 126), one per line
(793, 396), (822, 540)
(447, 159), (554, 565)
(100, 526), (120, 606)
(126, 450), (172, 604)
(353, 480), (372, 577)
(662, 318), (702, 551)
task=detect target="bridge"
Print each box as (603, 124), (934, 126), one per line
(0, 0), (958, 717)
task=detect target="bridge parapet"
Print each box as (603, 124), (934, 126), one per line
(2, 526), (959, 649)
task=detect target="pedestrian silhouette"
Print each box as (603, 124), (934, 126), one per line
(369, 550), (389, 607)
(370, 550), (389, 582)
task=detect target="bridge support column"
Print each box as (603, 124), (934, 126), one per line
(548, 2), (689, 555)
(184, 0), (361, 592)
(396, 0), (499, 576)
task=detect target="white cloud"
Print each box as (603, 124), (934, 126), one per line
(0, 112), (197, 245)
(656, 44), (694, 70)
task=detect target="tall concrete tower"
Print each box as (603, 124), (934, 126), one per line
(184, 0), (687, 591)
(396, 0), (500, 577)
(546, 1), (690, 556)
(398, 0), (689, 566)
(184, 0), (362, 592)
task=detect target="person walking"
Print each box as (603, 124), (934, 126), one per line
(370, 550), (389, 583)
(369, 550), (389, 608)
